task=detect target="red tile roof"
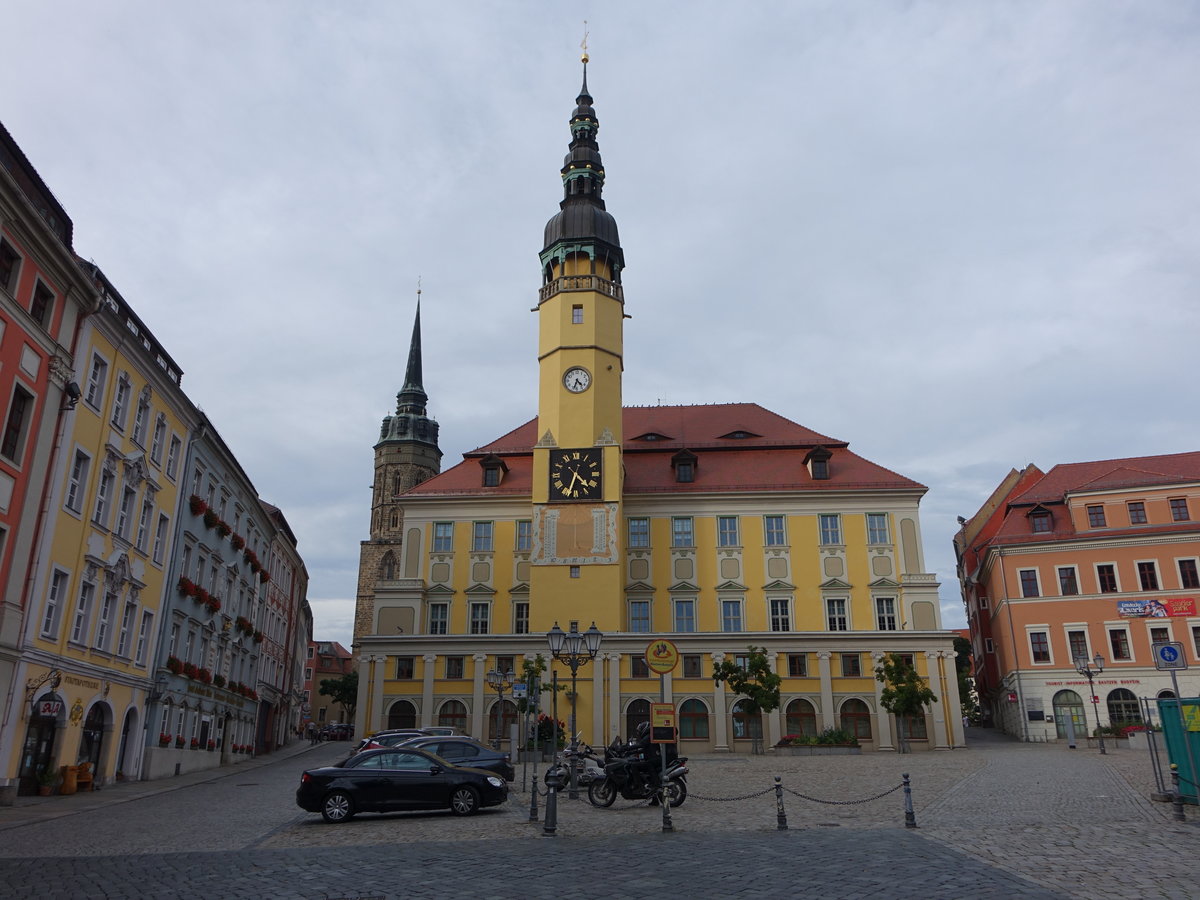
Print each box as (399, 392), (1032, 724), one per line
(405, 403), (924, 497)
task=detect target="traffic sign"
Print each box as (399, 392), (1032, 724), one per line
(511, 682), (528, 700)
(644, 639), (680, 675)
(1153, 641), (1188, 671)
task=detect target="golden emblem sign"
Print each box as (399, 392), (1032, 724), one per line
(644, 639), (680, 675)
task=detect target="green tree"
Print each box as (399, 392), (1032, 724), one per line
(712, 646), (781, 752)
(953, 636), (978, 721)
(874, 653), (937, 753)
(319, 671), (358, 722)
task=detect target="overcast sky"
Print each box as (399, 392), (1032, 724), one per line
(5, 2), (1198, 648)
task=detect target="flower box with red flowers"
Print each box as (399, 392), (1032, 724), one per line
(189, 495), (207, 516)
(207, 740), (216, 751)
(252, 630), (264, 643)
(216, 520), (231, 538)
(175, 735), (185, 748)
(190, 737), (200, 749)
(204, 596), (221, 614)
(213, 674), (226, 688)
(259, 569), (270, 584)
(198, 667), (212, 684)
(230, 533), (245, 551)
(203, 509), (220, 529)
(182, 662), (198, 679)
(177, 576), (197, 598)
(158, 733), (171, 746)
(166, 656), (182, 675)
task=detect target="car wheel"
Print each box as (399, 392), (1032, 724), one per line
(588, 778), (617, 808)
(321, 790), (355, 823)
(449, 785), (480, 816)
(665, 779), (687, 808)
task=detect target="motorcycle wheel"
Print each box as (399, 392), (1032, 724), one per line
(665, 779), (687, 808)
(588, 778), (617, 808)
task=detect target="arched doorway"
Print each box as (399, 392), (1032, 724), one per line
(437, 700), (467, 732)
(624, 699), (650, 739)
(839, 698), (872, 741)
(785, 698), (818, 737)
(1107, 688), (1141, 726)
(679, 699), (709, 740)
(18, 692), (63, 795)
(115, 708), (139, 780)
(79, 703), (110, 769)
(1053, 689), (1086, 739)
(731, 699), (763, 741)
(487, 700), (517, 744)
(387, 699), (417, 730)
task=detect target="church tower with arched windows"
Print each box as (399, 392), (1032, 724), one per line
(354, 299), (441, 642)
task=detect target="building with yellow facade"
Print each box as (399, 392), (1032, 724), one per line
(353, 62), (963, 753)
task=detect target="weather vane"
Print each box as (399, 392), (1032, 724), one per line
(581, 20), (589, 63)
(416, 276), (422, 301)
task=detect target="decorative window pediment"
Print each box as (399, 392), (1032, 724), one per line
(464, 582), (496, 596)
(625, 580), (655, 594)
(424, 584), (456, 597)
(868, 577), (901, 588)
(668, 580), (700, 593)
(715, 580), (746, 592)
(819, 577), (852, 590)
(762, 579), (795, 591)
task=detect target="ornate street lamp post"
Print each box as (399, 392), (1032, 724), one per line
(1074, 653), (1106, 755)
(547, 621), (603, 799)
(486, 667), (515, 750)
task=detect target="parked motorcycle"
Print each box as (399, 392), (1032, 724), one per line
(587, 735), (688, 808)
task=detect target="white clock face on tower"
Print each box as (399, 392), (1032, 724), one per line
(563, 366), (592, 393)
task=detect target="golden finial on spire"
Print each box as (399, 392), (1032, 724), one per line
(580, 20), (589, 64)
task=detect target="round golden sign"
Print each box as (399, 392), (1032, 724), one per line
(644, 639), (680, 675)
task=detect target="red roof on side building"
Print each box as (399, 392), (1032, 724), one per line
(405, 403), (924, 498)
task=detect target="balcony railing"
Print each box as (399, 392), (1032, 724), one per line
(538, 275), (623, 303)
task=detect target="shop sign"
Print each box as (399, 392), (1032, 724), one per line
(1118, 597), (1196, 618)
(38, 700), (63, 717)
(650, 703), (676, 743)
(644, 639), (680, 675)
(1007, 692), (1018, 702)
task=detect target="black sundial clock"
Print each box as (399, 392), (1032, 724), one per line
(549, 448), (603, 501)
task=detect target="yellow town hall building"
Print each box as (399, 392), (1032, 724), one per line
(353, 61), (963, 753)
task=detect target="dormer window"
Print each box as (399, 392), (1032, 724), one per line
(633, 432), (672, 442)
(479, 454), (508, 487)
(804, 446), (832, 480)
(1030, 511), (1052, 533)
(672, 450), (697, 484)
(719, 429), (760, 440)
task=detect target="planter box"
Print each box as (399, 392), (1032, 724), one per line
(774, 745), (861, 756)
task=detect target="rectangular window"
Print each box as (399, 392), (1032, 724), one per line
(150, 417), (166, 465)
(1109, 628), (1131, 661)
(111, 376), (131, 429)
(516, 520), (532, 552)
(70, 582), (95, 644)
(135, 611), (152, 665)
(984, 637), (994, 653)
(1150, 626), (1170, 645)
(894, 652), (916, 668)
(866, 513), (889, 544)
(1058, 567), (1079, 596)
(673, 599), (696, 632)
(683, 654), (702, 678)
(717, 516), (739, 547)
(631, 656), (650, 678)
(514, 601), (529, 635)
(721, 599), (743, 632)
(769, 598), (790, 631)
(95, 593), (115, 650)
(1170, 498), (1190, 522)
(65, 450), (90, 513)
(841, 653), (861, 677)
(433, 522), (453, 552)
(429, 603), (448, 635)
(41, 570), (69, 638)
(1068, 630), (1088, 661)
(764, 515), (786, 546)
(396, 657), (415, 679)
(675, 460), (694, 483)
(787, 653), (807, 677)
(875, 597), (897, 630)
(1180, 559), (1200, 590)
(117, 601), (136, 657)
(166, 435), (181, 479)
(571, 304), (583, 324)
(116, 486), (136, 539)
(629, 600), (650, 632)
(1097, 564), (1119, 593)
(496, 655), (514, 675)
(469, 603), (489, 634)
(1019, 569), (1040, 598)
(135, 499), (153, 551)
(153, 514), (169, 564)
(0, 239), (21, 293)
(628, 517), (650, 548)
(819, 514), (842, 545)
(826, 598), (848, 631)
(1087, 505), (1106, 528)
(1029, 631), (1050, 663)
(1030, 511), (1052, 533)
(1128, 501), (1147, 525)
(671, 517), (693, 548)
(1, 384), (33, 462)
(84, 354), (108, 408)
(132, 400), (149, 446)
(1138, 561), (1160, 591)
(472, 521), (493, 552)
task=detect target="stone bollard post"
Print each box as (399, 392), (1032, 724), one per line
(774, 775), (788, 831)
(528, 775), (540, 823)
(543, 784), (558, 836)
(1170, 764), (1187, 823)
(903, 773), (917, 829)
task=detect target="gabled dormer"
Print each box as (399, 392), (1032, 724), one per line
(804, 446), (832, 480)
(478, 454), (508, 487)
(672, 449), (697, 483)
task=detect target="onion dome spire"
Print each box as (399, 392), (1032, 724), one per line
(540, 52), (624, 281)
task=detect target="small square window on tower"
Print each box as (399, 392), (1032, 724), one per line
(572, 304), (583, 324)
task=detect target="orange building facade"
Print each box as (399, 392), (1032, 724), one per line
(956, 452), (1200, 740)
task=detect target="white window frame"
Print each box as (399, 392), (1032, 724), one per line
(1106, 622), (1134, 662)
(429, 602), (449, 635)
(166, 434), (182, 480)
(83, 352), (109, 409)
(628, 517), (650, 548)
(94, 591), (115, 650)
(1178, 557), (1200, 590)
(41, 568), (70, 638)
(471, 521), (493, 552)
(866, 513), (890, 545)
(1057, 565), (1080, 596)
(763, 515), (786, 547)
(110, 373), (131, 429)
(135, 498), (153, 551)
(818, 513), (842, 546)
(1135, 559), (1161, 592)
(825, 597), (848, 631)
(64, 448), (91, 514)
(152, 513), (170, 565)
(1017, 567), (1042, 599)
(720, 598), (744, 632)
(1094, 562), (1122, 594)
(70, 581), (95, 644)
(768, 596), (791, 632)
(673, 597), (696, 633)
(150, 414), (167, 465)
(671, 517), (694, 548)
(1026, 625), (1053, 665)
(116, 600), (136, 657)
(1063, 624), (1092, 663)
(717, 516), (739, 547)
(875, 596), (898, 631)
(136, 611), (153, 666)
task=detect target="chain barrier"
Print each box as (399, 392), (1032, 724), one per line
(782, 782), (903, 806)
(687, 785), (776, 802)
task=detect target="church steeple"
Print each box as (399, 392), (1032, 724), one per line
(379, 294), (439, 451)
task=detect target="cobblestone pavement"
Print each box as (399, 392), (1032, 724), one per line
(0, 729), (1194, 899)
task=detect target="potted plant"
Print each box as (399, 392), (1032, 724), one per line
(174, 734), (185, 748)
(207, 740), (216, 751)
(188, 495), (207, 516)
(216, 520), (231, 538)
(36, 768), (57, 796)
(190, 737), (200, 750)
(166, 656), (182, 675)
(230, 533), (245, 551)
(213, 674), (226, 689)
(158, 732), (171, 747)
(203, 508), (220, 529)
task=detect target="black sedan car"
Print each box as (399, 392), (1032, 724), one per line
(296, 746), (508, 823)
(398, 736), (515, 782)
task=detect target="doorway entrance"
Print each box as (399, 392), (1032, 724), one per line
(1053, 689), (1086, 739)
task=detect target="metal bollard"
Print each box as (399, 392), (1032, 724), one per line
(774, 775), (788, 831)
(528, 776), (540, 823)
(1170, 764), (1187, 823)
(903, 773), (917, 829)
(543, 784), (558, 836)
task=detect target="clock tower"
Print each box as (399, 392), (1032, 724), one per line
(530, 54), (626, 630)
